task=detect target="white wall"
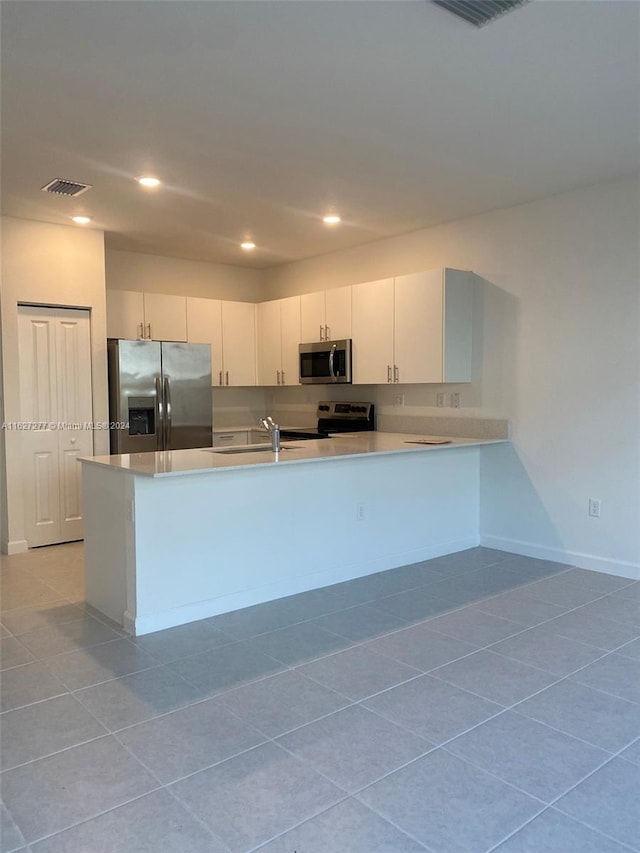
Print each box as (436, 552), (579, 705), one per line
(105, 248), (265, 302)
(263, 176), (640, 577)
(0, 216), (109, 554)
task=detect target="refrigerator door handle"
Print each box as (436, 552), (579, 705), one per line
(155, 375), (164, 450)
(164, 376), (172, 447)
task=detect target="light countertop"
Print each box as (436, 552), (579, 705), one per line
(79, 432), (506, 478)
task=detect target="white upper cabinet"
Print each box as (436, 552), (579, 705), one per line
(300, 291), (325, 343)
(186, 297), (223, 379)
(351, 269), (474, 384)
(110, 270), (472, 389)
(186, 297), (256, 386)
(394, 270), (445, 384)
(351, 278), (395, 384)
(105, 290), (144, 340)
(257, 296), (301, 386)
(143, 293), (188, 342)
(280, 296), (301, 387)
(106, 290), (187, 342)
(300, 286), (352, 343)
(221, 301), (257, 387)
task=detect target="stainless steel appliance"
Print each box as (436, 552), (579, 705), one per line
(279, 401), (374, 440)
(299, 339), (352, 384)
(107, 339), (212, 454)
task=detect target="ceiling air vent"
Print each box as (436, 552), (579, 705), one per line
(41, 178), (92, 197)
(432, 0), (530, 27)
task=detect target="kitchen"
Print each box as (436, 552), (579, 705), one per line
(1, 2), (639, 851)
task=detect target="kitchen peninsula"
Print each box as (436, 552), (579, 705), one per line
(80, 433), (506, 635)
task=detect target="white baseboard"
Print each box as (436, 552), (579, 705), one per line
(1, 539), (29, 555)
(480, 535), (640, 580)
(129, 535), (481, 636)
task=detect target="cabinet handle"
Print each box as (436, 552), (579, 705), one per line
(325, 325), (330, 340)
(387, 365), (392, 383)
(319, 324), (324, 341)
(218, 370), (223, 386)
(394, 365), (399, 383)
(276, 370), (281, 385)
(225, 371), (229, 386)
(146, 323), (151, 339)
(138, 323), (144, 339)
(281, 370), (285, 384)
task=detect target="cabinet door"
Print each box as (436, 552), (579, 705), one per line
(212, 430), (249, 447)
(143, 293), (187, 342)
(257, 300), (282, 386)
(280, 296), (301, 386)
(300, 291), (326, 343)
(325, 286), (352, 341)
(351, 278), (394, 384)
(394, 270), (444, 384)
(186, 297), (223, 383)
(221, 301), (257, 386)
(106, 290), (144, 339)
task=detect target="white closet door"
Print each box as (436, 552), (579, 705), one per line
(18, 305), (93, 547)
(56, 310), (93, 542)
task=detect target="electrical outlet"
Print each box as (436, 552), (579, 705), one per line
(393, 394), (404, 406)
(356, 502), (366, 521)
(436, 392), (446, 408)
(450, 392), (460, 408)
(588, 498), (601, 518)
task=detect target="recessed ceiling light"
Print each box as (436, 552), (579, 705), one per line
(241, 241), (256, 250)
(137, 176), (161, 188)
(323, 214), (341, 225)
(71, 215), (91, 225)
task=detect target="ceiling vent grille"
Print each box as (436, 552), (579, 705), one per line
(41, 178), (92, 197)
(432, 0), (530, 27)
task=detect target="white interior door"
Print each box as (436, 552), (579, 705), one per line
(18, 305), (93, 547)
(55, 310), (94, 542)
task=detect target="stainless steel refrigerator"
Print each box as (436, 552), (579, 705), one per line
(107, 339), (212, 454)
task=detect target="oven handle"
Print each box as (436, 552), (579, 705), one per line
(329, 343), (337, 381)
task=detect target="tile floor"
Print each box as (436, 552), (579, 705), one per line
(1, 543), (639, 852)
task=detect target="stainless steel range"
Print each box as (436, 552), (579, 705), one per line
(279, 401), (375, 440)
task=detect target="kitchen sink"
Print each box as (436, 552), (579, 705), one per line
(208, 444), (296, 455)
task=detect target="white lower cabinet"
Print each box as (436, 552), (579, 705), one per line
(212, 430), (249, 447)
(212, 428), (268, 447)
(352, 268), (474, 384)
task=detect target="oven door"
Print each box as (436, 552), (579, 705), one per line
(299, 339), (352, 384)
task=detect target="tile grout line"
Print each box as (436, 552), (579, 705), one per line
(3, 550), (638, 852)
(485, 739), (640, 853)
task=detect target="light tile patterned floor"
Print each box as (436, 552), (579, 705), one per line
(1, 543), (639, 852)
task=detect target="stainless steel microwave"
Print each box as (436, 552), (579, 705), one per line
(299, 339), (352, 384)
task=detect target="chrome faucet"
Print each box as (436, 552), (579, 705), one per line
(260, 416), (281, 452)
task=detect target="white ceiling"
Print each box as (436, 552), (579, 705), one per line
(2, 1), (639, 269)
